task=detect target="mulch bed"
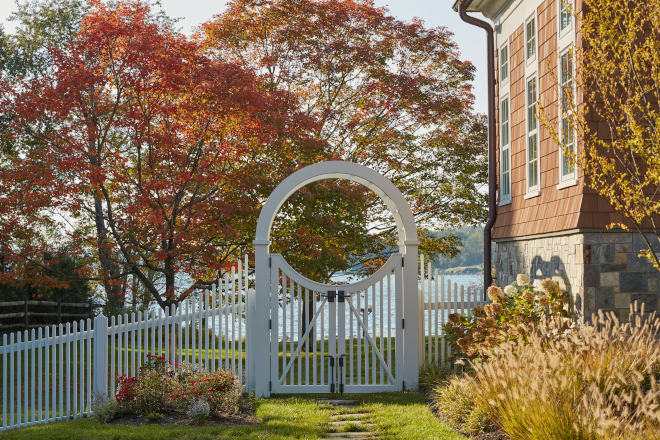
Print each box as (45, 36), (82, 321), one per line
(108, 400), (260, 427)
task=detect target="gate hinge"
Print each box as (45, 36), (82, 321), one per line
(269, 381), (272, 392)
(269, 319), (272, 330)
(402, 319), (405, 329)
(269, 257), (271, 268)
(403, 381), (406, 391)
(402, 257), (404, 267)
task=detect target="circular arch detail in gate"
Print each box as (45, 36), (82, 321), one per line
(254, 161), (419, 249)
(249, 161), (420, 397)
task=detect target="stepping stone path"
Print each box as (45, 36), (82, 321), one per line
(317, 399), (379, 439)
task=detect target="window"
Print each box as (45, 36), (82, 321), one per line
(560, 50), (575, 179)
(526, 17), (536, 60)
(527, 75), (539, 192)
(500, 44), (509, 83)
(560, 0), (572, 32)
(501, 97), (511, 201)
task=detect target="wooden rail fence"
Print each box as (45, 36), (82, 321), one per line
(0, 297), (95, 331)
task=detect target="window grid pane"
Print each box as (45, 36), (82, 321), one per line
(527, 78), (537, 132)
(528, 134), (538, 189)
(561, 51), (575, 178)
(526, 19), (536, 59)
(501, 46), (508, 81)
(561, 0), (572, 31)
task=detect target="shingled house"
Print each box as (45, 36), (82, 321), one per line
(454, 0), (660, 322)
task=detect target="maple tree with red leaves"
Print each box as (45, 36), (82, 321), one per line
(200, 0), (488, 279)
(0, 0), (327, 311)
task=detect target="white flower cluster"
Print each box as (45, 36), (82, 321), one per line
(504, 285), (518, 297)
(187, 398), (210, 425)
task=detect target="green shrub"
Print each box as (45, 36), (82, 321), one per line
(92, 397), (120, 423)
(418, 362), (451, 392)
(145, 412), (165, 424)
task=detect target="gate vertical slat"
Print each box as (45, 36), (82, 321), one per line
(387, 273), (392, 385)
(184, 299), (189, 369)
(297, 283), (302, 385)
(86, 318), (91, 417)
(337, 285), (345, 390)
(320, 292), (325, 386)
(312, 289), (317, 386)
(38, 327), (43, 422)
(198, 293), (204, 372)
(349, 288), (354, 386)
(66, 323), (71, 418)
(270, 263), (279, 387)
(379, 279), (384, 385)
(304, 288), (309, 386)
(289, 278), (295, 385)
(394, 260), (403, 388)
(328, 286), (336, 390)
(356, 290), (361, 385)
(371, 285), (376, 385)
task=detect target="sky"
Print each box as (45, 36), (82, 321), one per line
(0, 0), (489, 113)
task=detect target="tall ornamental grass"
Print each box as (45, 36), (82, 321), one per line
(437, 305), (660, 440)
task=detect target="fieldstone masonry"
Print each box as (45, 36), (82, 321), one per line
(494, 232), (660, 322)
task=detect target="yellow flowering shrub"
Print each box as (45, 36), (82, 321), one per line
(443, 276), (569, 360)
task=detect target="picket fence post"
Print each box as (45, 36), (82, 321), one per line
(93, 314), (108, 400)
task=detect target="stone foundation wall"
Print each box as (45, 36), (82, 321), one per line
(494, 232), (660, 322)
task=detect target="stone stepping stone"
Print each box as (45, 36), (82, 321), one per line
(330, 413), (370, 420)
(329, 421), (376, 427)
(323, 433), (378, 439)
(318, 399), (358, 405)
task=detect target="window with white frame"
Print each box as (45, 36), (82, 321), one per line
(560, 49), (575, 180)
(560, 0), (572, 32)
(500, 43), (509, 83)
(526, 16), (536, 61)
(527, 75), (539, 192)
(501, 97), (511, 201)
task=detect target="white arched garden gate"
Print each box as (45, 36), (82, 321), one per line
(246, 161), (419, 397)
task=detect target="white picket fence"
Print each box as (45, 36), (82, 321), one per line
(0, 255), (485, 431)
(418, 255), (487, 365)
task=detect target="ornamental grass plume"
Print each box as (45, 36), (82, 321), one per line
(460, 303), (660, 440)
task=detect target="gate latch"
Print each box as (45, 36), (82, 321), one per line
(337, 290), (346, 302)
(327, 290), (336, 302)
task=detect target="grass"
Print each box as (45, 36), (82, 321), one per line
(0, 392), (467, 440)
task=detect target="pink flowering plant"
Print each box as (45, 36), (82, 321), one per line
(113, 354), (241, 418)
(443, 275), (570, 361)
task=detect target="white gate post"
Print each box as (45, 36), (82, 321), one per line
(93, 314), (108, 400)
(253, 240), (271, 397)
(403, 241), (419, 390)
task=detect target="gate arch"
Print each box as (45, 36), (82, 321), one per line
(248, 161), (419, 396)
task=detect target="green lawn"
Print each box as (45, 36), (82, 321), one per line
(0, 392), (467, 440)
